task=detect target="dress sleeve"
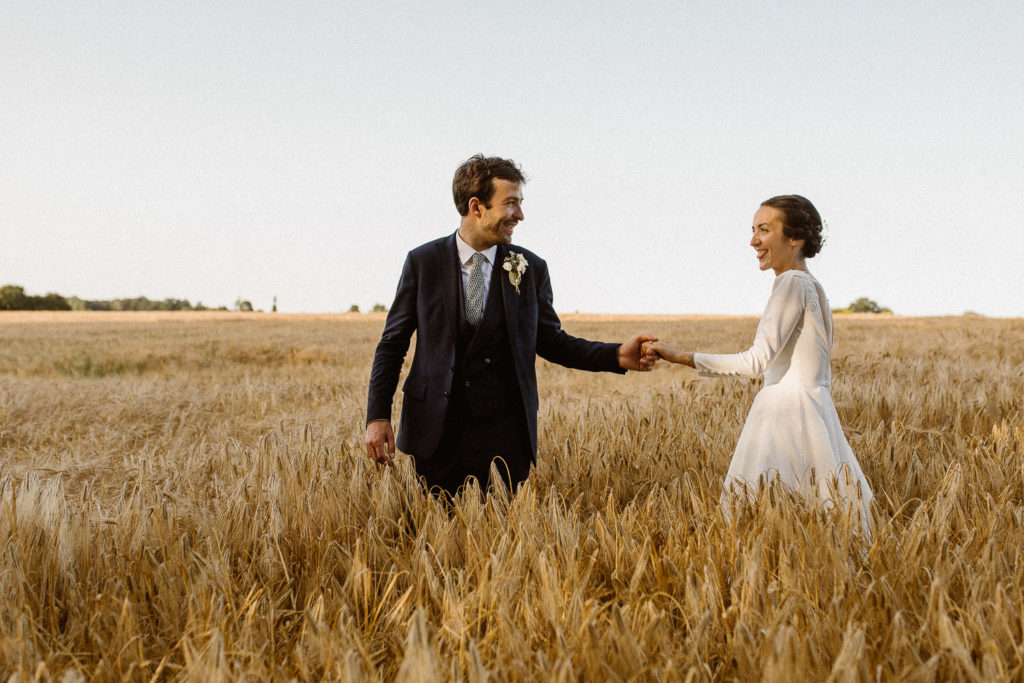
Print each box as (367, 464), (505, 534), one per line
(693, 273), (807, 378)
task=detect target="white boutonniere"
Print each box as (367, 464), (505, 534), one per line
(503, 252), (528, 294)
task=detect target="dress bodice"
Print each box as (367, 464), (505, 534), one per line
(694, 270), (833, 388)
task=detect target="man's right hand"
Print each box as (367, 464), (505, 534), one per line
(365, 420), (396, 466)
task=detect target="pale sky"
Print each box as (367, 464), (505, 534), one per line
(2, 1), (1022, 316)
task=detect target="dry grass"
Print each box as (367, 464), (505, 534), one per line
(1, 311), (1023, 681)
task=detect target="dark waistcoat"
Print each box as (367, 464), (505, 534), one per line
(454, 265), (522, 418)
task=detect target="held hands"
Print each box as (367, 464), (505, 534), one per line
(365, 420), (396, 465)
(619, 334), (659, 371)
(642, 341), (696, 368)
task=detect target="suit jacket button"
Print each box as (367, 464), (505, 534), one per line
(483, 357), (491, 364)
(464, 380), (470, 387)
(442, 391), (449, 399)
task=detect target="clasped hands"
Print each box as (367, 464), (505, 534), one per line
(617, 335), (690, 370)
(618, 335), (696, 368)
(618, 334), (659, 371)
(640, 339), (694, 368)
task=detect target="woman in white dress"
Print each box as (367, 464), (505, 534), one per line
(645, 195), (872, 523)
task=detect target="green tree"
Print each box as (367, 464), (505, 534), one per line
(846, 297), (892, 314)
(235, 298), (254, 312)
(0, 285), (29, 310)
(348, 304), (361, 313)
(372, 303), (388, 312)
(0, 285), (69, 310)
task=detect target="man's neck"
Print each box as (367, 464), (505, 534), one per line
(457, 224), (492, 252)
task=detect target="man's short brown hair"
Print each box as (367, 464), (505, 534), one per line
(452, 154), (526, 216)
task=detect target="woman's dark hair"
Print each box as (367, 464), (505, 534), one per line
(761, 194), (824, 258)
(452, 154), (526, 216)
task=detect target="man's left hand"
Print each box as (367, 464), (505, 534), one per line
(618, 334), (659, 371)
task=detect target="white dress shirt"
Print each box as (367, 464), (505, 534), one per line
(456, 230), (497, 316)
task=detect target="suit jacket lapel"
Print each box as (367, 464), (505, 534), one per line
(498, 244), (520, 349)
(436, 234), (460, 342)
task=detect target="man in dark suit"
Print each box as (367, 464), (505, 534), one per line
(365, 154), (656, 497)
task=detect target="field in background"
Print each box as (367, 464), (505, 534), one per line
(1, 312), (1023, 680)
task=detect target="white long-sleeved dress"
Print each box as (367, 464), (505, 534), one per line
(694, 270), (872, 519)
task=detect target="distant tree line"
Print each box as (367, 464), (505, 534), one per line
(71, 296), (228, 312)
(1, 284), (227, 312)
(348, 303), (389, 313)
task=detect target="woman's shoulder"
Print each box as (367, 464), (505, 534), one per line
(776, 269), (814, 282)
(775, 269), (824, 289)
(771, 270), (820, 305)
(771, 269), (813, 291)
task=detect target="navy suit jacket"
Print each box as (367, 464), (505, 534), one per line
(366, 232), (624, 460)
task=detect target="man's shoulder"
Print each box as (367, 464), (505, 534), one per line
(407, 234), (456, 259)
(505, 244), (546, 268)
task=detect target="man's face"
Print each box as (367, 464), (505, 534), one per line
(474, 179), (524, 247)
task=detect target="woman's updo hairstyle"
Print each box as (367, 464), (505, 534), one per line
(761, 195), (825, 258)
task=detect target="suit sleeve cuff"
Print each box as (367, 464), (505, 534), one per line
(607, 343), (627, 374)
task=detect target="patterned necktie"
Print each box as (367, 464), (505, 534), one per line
(465, 252), (486, 326)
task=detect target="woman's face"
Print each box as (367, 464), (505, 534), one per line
(750, 205), (805, 275)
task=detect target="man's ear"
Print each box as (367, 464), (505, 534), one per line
(467, 196), (484, 218)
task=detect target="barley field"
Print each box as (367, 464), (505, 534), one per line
(1, 311), (1023, 681)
